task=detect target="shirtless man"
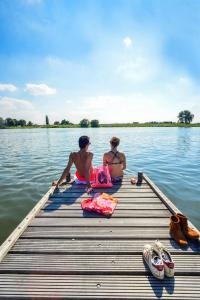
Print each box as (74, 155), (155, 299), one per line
(103, 137), (126, 182)
(53, 136), (93, 189)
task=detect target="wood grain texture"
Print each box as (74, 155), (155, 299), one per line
(1, 254), (200, 275)
(38, 209), (171, 218)
(0, 275), (200, 299)
(0, 174), (199, 299)
(52, 192), (157, 198)
(30, 217), (170, 227)
(10, 238), (199, 254)
(22, 226), (171, 239)
(48, 197), (161, 204)
(44, 202), (167, 210)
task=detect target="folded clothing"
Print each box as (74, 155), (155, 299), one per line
(81, 192), (118, 216)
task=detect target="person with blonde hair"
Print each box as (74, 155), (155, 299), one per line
(103, 136), (126, 183)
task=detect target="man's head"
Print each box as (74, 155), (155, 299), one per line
(79, 136), (90, 149)
(110, 136), (120, 148)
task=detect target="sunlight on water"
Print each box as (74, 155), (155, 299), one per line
(0, 127), (200, 244)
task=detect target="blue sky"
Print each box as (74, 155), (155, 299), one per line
(0, 0), (200, 123)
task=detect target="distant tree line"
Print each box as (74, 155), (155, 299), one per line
(0, 110), (195, 128)
(0, 117), (33, 127)
(79, 119), (100, 127)
(53, 118), (100, 127)
(53, 119), (74, 126)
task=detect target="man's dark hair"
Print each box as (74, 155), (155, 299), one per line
(79, 136), (90, 149)
(110, 136), (120, 148)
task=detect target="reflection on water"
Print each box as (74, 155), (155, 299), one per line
(0, 127), (200, 244)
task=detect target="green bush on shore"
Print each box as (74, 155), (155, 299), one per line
(1, 115), (200, 129)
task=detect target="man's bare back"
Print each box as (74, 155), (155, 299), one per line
(53, 136), (93, 188)
(71, 151), (93, 178)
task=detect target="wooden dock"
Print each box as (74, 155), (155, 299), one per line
(0, 174), (199, 299)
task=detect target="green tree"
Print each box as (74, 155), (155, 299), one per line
(5, 118), (15, 126)
(178, 110), (194, 124)
(54, 121), (60, 125)
(27, 121), (33, 126)
(46, 115), (49, 125)
(0, 117), (4, 127)
(61, 119), (70, 125)
(13, 119), (18, 126)
(18, 119), (26, 126)
(91, 119), (99, 127)
(80, 119), (90, 128)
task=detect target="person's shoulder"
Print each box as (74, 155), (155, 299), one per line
(87, 152), (93, 160)
(70, 151), (77, 156)
(103, 151), (110, 156)
(119, 151), (126, 158)
(69, 151), (77, 158)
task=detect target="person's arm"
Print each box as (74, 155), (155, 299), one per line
(122, 153), (126, 170)
(53, 153), (73, 187)
(103, 153), (107, 166)
(84, 153), (93, 188)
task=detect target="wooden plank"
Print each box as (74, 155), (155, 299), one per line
(11, 238), (199, 254)
(57, 179), (144, 191)
(1, 254), (200, 275)
(22, 226), (171, 239)
(55, 188), (154, 193)
(60, 183), (150, 189)
(38, 209), (171, 218)
(30, 217), (169, 227)
(51, 192), (157, 198)
(0, 186), (56, 263)
(144, 174), (200, 239)
(0, 174), (199, 300)
(0, 275), (200, 299)
(59, 187), (153, 193)
(59, 180), (149, 188)
(48, 197), (161, 203)
(44, 202), (167, 210)
(60, 187), (153, 191)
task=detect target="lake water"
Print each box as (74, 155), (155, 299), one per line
(0, 127), (200, 244)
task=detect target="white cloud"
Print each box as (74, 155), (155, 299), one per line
(25, 83), (56, 96)
(0, 97), (43, 123)
(0, 97), (33, 109)
(2, 21), (200, 123)
(0, 83), (17, 92)
(123, 37), (133, 48)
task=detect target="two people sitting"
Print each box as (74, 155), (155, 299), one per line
(53, 135), (126, 189)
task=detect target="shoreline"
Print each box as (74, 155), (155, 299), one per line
(1, 123), (200, 129)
